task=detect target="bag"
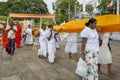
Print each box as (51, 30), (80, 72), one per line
(75, 58), (88, 78)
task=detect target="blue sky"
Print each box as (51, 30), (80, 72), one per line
(0, 0), (90, 14)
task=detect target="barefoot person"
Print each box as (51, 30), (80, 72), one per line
(98, 32), (112, 74)
(37, 24), (48, 58)
(55, 28), (62, 50)
(25, 25), (33, 46)
(81, 18), (99, 80)
(2, 23), (8, 48)
(15, 22), (22, 48)
(65, 33), (78, 61)
(47, 25), (56, 64)
(6, 20), (17, 55)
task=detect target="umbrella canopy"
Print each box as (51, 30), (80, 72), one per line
(54, 20), (85, 32)
(96, 14), (120, 32)
(54, 14), (120, 33)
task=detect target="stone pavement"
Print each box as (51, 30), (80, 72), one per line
(0, 41), (120, 80)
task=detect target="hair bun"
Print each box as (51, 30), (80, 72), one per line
(85, 22), (89, 26)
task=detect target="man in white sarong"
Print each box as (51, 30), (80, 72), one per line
(37, 24), (48, 58)
(25, 25), (33, 46)
(47, 25), (57, 64)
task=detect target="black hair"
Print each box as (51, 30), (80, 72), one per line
(41, 24), (46, 29)
(85, 18), (96, 27)
(48, 24), (53, 28)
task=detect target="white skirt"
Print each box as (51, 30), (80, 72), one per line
(25, 35), (33, 44)
(48, 42), (56, 63)
(98, 44), (112, 64)
(56, 41), (60, 49)
(65, 41), (77, 54)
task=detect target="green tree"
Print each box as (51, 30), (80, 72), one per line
(0, 2), (8, 15)
(86, 4), (93, 13)
(0, 0), (49, 16)
(53, 0), (82, 23)
(97, 0), (116, 14)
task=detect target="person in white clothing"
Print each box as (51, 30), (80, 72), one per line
(81, 18), (99, 80)
(25, 25), (33, 46)
(55, 33), (60, 49)
(6, 20), (17, 55)
(65, 33), (78, 61)
(47, 25), (57, 64)
(54, 28), (62, 50)
(37, 24), (48, 58)
(98, 32), (112, 74)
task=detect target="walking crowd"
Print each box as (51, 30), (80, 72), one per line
(1, 18), (112, 80)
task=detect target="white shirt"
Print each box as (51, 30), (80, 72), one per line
(39, 29), (48, 41)
(6, 25), (17, 39)
(47, 30), (55, 43)
(81, 27), (99, 52)
(67, 33), (78, 42)
(25, 28), (32, 36)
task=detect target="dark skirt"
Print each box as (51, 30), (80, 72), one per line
(6, 39), (15, 55)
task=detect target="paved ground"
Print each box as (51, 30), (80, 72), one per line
(0, 41), (120, 80)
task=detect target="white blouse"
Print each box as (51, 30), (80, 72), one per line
(39, 29), (48, 41)
(6, 25), (17, 39)
(81, 27), (99, 52)
(47, 30), (55, 43)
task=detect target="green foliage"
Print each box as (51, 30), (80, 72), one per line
(0, 16), (7, 21)
(97, 0), (117, 14)
(0, 0), (49, 16)
(86, 4), (93, 13)
(53, 0), (82, 23)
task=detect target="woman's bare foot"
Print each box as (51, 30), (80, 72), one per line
(69, 53), (72, 59)
(108, 71), (113, 75)
(38, 55), (42, 58)
(98, 70), (102, 74)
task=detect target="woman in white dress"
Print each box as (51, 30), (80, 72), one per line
(98, 32), (112, 74)
(65, 33), (78, 61)
(37, 24), (48, 58)
(47, 25), (56, 64)
(81, 18), (99, 80)
(25, 25), (33, 46)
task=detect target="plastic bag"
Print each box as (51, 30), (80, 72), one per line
(75, 58), (88, 78)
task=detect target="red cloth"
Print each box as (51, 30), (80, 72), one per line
(15, 25), (22, 47)
(2, 26), (8, 48)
